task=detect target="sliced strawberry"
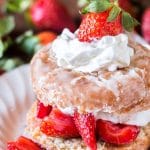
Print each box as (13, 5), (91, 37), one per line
(7, 136), (42, 150)
(74, 111), (97, 150)
(37, 101), (52, 119)
(40, 107), (79, 138)
(97, 119), (140, 145)
(7, 142), (19, 150)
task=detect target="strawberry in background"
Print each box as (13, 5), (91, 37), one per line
(142, 8), (150, 43)
(119, 0), (137, 18)
(16, 30), (57, 56)
(29, 0), (76, 32)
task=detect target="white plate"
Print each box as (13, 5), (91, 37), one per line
(0, 65), (35, 150)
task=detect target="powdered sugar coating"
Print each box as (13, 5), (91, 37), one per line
(31, 41), (150, 115)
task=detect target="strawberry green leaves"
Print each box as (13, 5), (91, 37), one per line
(82, 0), (112, 14)
(107, 5), (121, 22)
(122, 11), (139, 32)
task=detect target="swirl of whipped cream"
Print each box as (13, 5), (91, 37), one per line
(52, 29), (134, 72)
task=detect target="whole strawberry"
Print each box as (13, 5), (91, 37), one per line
(29, 0), (76, 32)
(142, 8), (150, 43)
(78, 0), (139, 42)
(78, 11), (122, 42)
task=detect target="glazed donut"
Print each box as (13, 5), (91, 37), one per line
(31, 40), (150, 115)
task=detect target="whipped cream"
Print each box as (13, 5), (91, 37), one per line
(93, 109), (150, 126)
(52, 29), (134, 72)
(59, 106), (150, 126)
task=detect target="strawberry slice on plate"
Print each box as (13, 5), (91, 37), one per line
(97, 119), (140, 145)
(40, 107), (79, 138)
(74, 111), (97, 150)
(37, 101), (52, 119)
(7, 136), (42, 150)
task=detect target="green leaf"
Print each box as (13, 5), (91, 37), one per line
(6, 0), (31, 13)
(82, 0), (112, 13)
(107, 5), (121, 22)
(0, 16), (15, 37)
(122, 11), (139, 32)
(0, 39), (4, 58)
(114, 0), (119, 4)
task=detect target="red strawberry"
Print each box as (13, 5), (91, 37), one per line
(74, 111), (97, 150)
(29, 0), (76, 32)
(7, 142), (19, 150)
(40, 107), (79, 138)
(142, 8), (150, 43)
(37, 101), (52, 119)
(7, 136), (42, 150)
(97, 119), (140, 145)
(119, 0), (136, 17)
(78, 0), (139, 42)
(119, 0), (131, 11)
(78, 11), (122, 42)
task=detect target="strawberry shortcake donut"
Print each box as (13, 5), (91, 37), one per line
(7, 0), (150, 149)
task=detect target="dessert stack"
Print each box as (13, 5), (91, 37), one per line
(7, 0), (150, 150)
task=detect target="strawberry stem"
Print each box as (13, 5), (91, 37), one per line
(114, 0), (119, 6)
